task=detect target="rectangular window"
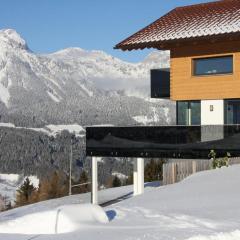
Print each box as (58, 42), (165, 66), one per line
(193, 56), (233, 76)
(177, 101), (201, 125)
(225, 99), (240, 124)
(177, 101), (189, 125)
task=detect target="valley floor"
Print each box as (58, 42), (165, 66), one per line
(0, 166), (240, 240)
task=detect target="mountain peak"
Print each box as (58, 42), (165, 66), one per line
(0, 29), (28, 50)
(49, 47), (113, 61)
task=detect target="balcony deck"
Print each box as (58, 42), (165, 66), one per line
(86, 125), (240, 159)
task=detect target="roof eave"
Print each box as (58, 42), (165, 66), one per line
(114, 32), (240, 51)
(114, 41), (168, 51)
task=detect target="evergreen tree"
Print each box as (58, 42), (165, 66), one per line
(72, 170), (89, 194)
(144, 159), (165, 182)
(106, 176), (114, 188)
(79, 170), (89, 193)
(126, 173), (133, 185)
(112, 176), (121, 187)
(15, 177), (37, 206)
(0, 195), (5, 211)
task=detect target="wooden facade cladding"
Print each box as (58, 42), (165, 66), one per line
(170, 39), (240, 101)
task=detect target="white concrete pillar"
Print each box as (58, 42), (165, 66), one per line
(133, 158), (144, 196)
(91, 157), (98, 204)
(133, 158), (138, 196)
(137, 158), (144, 195)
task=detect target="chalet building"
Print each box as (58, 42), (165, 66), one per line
(87, 0), (240, 204)
(115, 0), (240, 126)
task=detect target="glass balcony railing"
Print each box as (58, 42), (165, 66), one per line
(86, 125), (240, 159)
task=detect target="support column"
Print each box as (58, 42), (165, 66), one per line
(91, 157), (98, 204)
(133, 158), (138, 196)
(133, 158), (144, 196)
(137, 158), (144, 195)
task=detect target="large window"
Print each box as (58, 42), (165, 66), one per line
(177, 101), (201, 125)
(193, 56), (233, 76)
(225, 99), (240, 124)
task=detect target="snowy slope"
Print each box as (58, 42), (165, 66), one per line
(0, 122), (85, 137)
(0, 166), (240, 239)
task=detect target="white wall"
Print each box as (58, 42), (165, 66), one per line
(201, 100), (224, 125)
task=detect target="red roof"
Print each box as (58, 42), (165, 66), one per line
(115, 0), (240, 51)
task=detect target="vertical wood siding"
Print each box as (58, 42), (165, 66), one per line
(162, 158), (240, 185)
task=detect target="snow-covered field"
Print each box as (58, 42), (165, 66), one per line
(0, 122), (85, 137)
(0, 166), (240, 240)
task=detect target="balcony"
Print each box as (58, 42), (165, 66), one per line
(151, 68), (170, 98)
(86, 125), (240, 159)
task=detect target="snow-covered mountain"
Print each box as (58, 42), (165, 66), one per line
(0, 29), (174, 127)
(0, 29), (174, 183)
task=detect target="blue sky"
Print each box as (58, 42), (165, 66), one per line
(0, 0), (214, 62)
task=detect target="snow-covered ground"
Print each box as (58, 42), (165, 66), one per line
(0, 166), (240, 239)
(0, 123), (85, 137)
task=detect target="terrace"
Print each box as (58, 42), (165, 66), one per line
(86, 0), (240, 204)
(86, 124), (240, 203)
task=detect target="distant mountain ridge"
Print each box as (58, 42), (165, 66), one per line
(0, 29), (174, 128)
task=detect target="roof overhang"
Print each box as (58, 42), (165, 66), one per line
(114, 32), (240, 51)
(114, 0), (240, 51)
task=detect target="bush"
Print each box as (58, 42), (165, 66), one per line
(209, 150), (230, 169)
(38, 171), (68, 201)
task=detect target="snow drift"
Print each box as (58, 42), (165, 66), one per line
(0, 166), (240, 239)
(0, 204), (108, 234)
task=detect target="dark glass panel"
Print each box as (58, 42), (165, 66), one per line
(86, 125), (240, 159)
(177, 101), (200, 125)
(190, 101), (201, 125)
(177, 102), (189, 125)
(225, 100), (240, 124)
(194, 56), (233, 76)
(151, 69), (170, 98)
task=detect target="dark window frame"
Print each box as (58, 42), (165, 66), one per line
(192, 55), (233, 76)
(224, 99), (240, 125)
(177, 100), (201, 126)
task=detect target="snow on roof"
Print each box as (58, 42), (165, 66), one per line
(115, 0), (240, 50)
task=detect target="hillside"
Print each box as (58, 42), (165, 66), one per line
(0, 29), (174, 127)
(0, 165), (239, 239)
(0, 28), (175, 183)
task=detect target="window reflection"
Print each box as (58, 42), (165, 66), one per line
(193, 56), (233, 76)
(177, 101), (200, 125)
